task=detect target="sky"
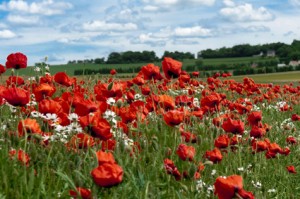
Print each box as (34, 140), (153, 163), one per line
(0, 0), (300, 65)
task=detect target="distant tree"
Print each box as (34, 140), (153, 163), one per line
(94, 58), (105, 64)
(106, 52), (122, 64)
(288, 51), (300, 61)
(162, 51), (195, 60)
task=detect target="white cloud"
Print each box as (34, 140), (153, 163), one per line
(7, 14), (39, 25)
(131, 32), (168, 46)
(246, 25), (270, 32)
(82, 20), (138, 32)
(223, 0), (235, 7)
(142, 0), (215, 10)
(143, 5), (160, 12)
(0, 29), (17, 39)
(289, 0), (300, 6)
(220, 3), (274, 22)
(0, 0), (73, 16)
(174, 26), (212, 37)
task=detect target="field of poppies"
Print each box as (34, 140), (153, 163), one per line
(0, 52), (300, 199)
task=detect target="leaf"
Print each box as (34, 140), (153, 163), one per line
(108, 82), (114, 91)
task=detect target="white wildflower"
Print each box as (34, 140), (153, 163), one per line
(28, 76), (36, 81)
(68, 113), (79, 121)
(31, 111), (40, 118)
(34, 67), (41, 72)
(1, 125), (7, 130)
(134, 94), (142, 100)
(267, 189), (276, 193)
(237, 167), (244, 172)
(106, 97), (116, 105)
(45, 113), (59, 123)
(103, 110), (116, 121)
(66, 122), (82, 133)
(196, 180), (206, 190)
(280, 118), (295, 130)
(211, 169), (216, 176)
(252, 180), (262, 189)
(193, 98), (200, 107)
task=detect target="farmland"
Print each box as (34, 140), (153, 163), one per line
(7, 56), (279, 77)
(0, 54), (300, 198)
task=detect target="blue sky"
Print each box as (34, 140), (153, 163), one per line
(0, 0), (300, 65)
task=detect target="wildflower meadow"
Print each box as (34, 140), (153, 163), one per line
(0, 52), (300, 199)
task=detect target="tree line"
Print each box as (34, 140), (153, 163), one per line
(199, 39), (300, 62)
(67, 50), (196, 65)
(67, 39), (300, 65)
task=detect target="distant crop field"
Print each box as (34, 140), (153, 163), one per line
(229, 71), (300, 83)
(6, 56), (278, 77)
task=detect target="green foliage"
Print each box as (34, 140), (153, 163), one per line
(106, 51), (159, 64)
(162, 51), (195, 60)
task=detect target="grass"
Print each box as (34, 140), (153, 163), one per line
(229, 71), (300, 83)
(0, 63), (300, 198)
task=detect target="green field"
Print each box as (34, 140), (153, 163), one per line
(229, 71), (300, 83)
(4, 56), (278, 77)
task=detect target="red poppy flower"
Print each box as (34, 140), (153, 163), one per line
(0, 64), (6, 74)
(9, 149), (30, 166)
(33, 83), (56, 102)
(94, 81), (124, 100)
(247, 111), (262, 126)
(250, 126), (266, 138)
(164, 159), (181, 180)
(214, 134), (230, 149)
(141, 86), (151, 95)
(178, 73), (190, 83)
(96, 150), (116, 165)
(159, 95), (175, 110)
(252, 140), (268, 153)
(286, 136), (297, 145)
(180, 131), (197, 143)
(205, 148), (223, 163)
(291, 114), (300, 121)
(74, 99), (98, 116)
(101, 139), (117, 151)
(200, 92), (223, 112)
(222, 118), (244, 135)
(214, 175), (254, 199)
(91, 163), (123, 187)
(176, 144), (195, 161)
(6, 52), (27, 69)
(67, 133), (95, 149)
(175, 95), (193, 106)
(110, 69), (117, 75)
(40, 73), (53, 84)
(38, 99), (62, 114)
(18, 118), (42, 136)
(132, 74), (145, 86)
(6, 76), (25, 86)
(69, 187), (92, 199)
(162, 57), (182, 79)
(2, 87), (30, 106)
(164, 110), (184, 126)
(141, 63), (162, 80)
(192, 71), (199, 77)
(54, 72), (74, 87)
(286, 165), (297, 174)
(91, 118), (112, 140)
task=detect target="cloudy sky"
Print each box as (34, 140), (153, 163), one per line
(0, 0), (300, 65)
